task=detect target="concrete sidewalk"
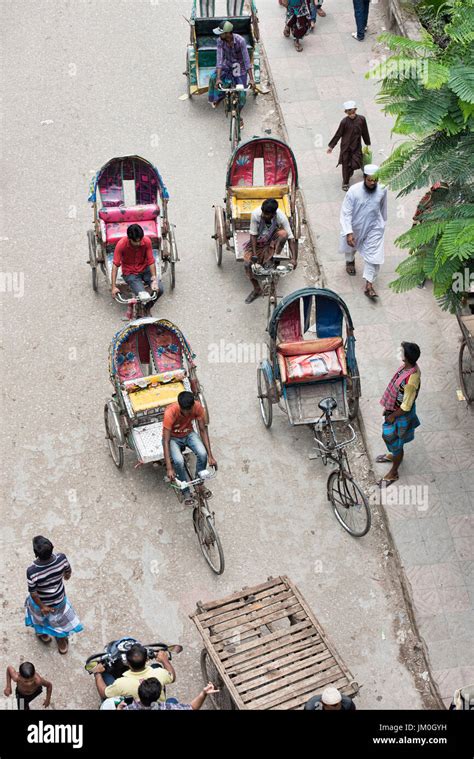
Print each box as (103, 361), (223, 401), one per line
(259, 0), (474, 707)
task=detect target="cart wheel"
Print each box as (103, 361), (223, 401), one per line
(459, 340), (474, 403)
(87, 229), (98, 292)
(214, 207), (225, 266)
(194, 507), (225, 575)
(328, 470), (371, 537)
(200, 649), (235, 710)
(257, 366), (273, 428)
(104, 402), (124, 469)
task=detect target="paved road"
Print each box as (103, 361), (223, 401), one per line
(2, 0), (427, 709)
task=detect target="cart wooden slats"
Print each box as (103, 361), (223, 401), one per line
(191, 576), (358, 710)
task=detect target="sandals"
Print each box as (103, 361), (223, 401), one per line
(283, 25), (290, 38)
(376, 454), (393, 463)
(36, 634), (52, 644)
(345, 261), (356, 276)
(245, 290), (262, 304)
(184, 495), (196, 507)
(294, 40), (303, 52)
(377, 476), (399, 488)
(56, 637), (68, 654)
(342, 184), (349, 192)
(198, 488), (213, 501)
(317, 8), (326, 16)
(364, 285), (378, 299)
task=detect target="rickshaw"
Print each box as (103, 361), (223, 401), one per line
(257, 288), (369, 536)
(191, 576), (359, 710)
(185, 1), (260, 98)
(213, 137), (300, 315)
(105, 317), (224, 574)
(87, 155), (179, 297)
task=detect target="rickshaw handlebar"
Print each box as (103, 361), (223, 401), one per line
(217, 83), (253, 93)
(166, 467), (217, 490)
(115, 291), (159, 305)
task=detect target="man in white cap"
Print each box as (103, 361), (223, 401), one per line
(305, 686), (356, 710)
(208, 20), (255, 122)
(327, 102), (371, 191)
(339, 164), (387, 299)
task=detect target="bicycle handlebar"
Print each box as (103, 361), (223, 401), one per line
(217, 83), (252, 93)
(166, 466), (217, 491)
(115, 290), (159, 305)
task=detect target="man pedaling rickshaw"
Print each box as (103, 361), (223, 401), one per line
(111, 224), (163, 319)
(243, 198), (298, 303)
(162, 392), (217, 508)
(208, 20), (255, 129)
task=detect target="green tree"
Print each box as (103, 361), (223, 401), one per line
(367, 0), (474, 311)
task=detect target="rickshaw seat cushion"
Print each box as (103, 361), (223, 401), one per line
(230, 186), (291, 220)
(98, 204), (159, 223)
(128, 380), (185, 413)
(278, 347), (347, 384)
(104, 219), (160, 245)
(277, 337), (343, 357)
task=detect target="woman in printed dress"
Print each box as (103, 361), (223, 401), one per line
(284, 0), (312, 52)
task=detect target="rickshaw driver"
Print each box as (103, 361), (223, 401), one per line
(111, 224), (162, 317)
(243, 198), (297, 303)
(162, 392), (218, 507)
(208, 21), (256, 126)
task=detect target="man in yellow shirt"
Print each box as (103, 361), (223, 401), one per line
(92, 644), (175, 703)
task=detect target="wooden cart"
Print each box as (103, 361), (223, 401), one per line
(191, 576), (359, 710)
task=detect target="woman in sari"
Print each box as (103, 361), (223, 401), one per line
(377, 342), (421, 486)
(284, 0), (312, 51)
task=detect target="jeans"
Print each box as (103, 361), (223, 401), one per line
(353, 0), (370, 39)
(169, 432), (208, 496)
(123, 266), (152, 296)
(310, 1), (323, 22)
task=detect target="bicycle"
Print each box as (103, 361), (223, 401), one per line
(251, 258), (293, 327)
(218, 83), (253, 150)
(166, 465), (224, 575)
(311, 397), (371, 537)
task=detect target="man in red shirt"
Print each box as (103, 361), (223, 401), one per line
(163, 392), (217, 506)
(111, 224), (161, 315)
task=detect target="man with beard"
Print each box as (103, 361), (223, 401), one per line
(327, 101), (371, 191)
(339, 165), (387, 299)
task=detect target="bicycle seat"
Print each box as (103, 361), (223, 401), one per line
(319, 397), (338, 414)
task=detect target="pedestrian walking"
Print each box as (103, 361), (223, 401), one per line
(4, 662), (52, 710)
(377, 342), (421, 487)
(352, 0), (370, 41)
(339, 164), (387, 299)
(310, 1), (326, 31)
(24, 535), (83, 654)
(327, 101), (371, 191)
(283, 0), (312, 52)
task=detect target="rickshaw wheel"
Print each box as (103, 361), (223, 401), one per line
(104, 403), (124, 469)
(169, 261), (176, 290)
(91, 267), (98, 292)
(214, 207), (225, 266)
(200, 649), (235, 710)
(87, 229), (98, 292)
(459, 340), (474, 403)
(328, 470), (371, 537)
(348, 396), (359, 420)
(257, 366), (273, 428)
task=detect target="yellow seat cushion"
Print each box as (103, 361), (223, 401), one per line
(129, 381), (185, 413)
(230, 186), (291, 220)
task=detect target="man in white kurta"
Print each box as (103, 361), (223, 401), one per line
(339, 164), (388, 298)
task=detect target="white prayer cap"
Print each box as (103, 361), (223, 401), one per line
(321, 687), (342, 705)
(343, 100), (357, 110)
(363, 164), (379, 176)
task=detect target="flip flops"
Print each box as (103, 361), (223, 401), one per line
(245, 290), (262, 304)
(376, 454), (393, 463)
(346, 262), (356, 276)
(377, 476), (399, 488)
(364, 286), (378, 299)
(56, 638), (68, 654)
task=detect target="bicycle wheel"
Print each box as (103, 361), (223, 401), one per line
(200, 649), (235, 710)
(194, 507), (225, 575)
(257, 366), (273, 428)
(230, 114), (238, 151)
(327, 470), (371, 537)
(459, 340), (474, 403)
(104, 402), (124, 469)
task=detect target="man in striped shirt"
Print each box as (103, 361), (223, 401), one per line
(25, 536), (83, 654)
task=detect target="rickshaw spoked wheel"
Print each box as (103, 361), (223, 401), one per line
(87, 229), (98, 292)
(214, 207), (225, 266)
(104, 402), (124, 469)
(459, 340), (474, 403)
(200, 649), (235, 710)
(257, 366), (273, 428)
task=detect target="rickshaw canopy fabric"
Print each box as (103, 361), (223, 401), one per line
(109, 318), (195, 382)
(191, 0), (257, 19)
(227, 137), (298, 190)
(88, 155), (169, 206)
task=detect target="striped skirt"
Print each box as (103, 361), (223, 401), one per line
(382, 404), (420, 455)
(25, 595), (83, 639)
